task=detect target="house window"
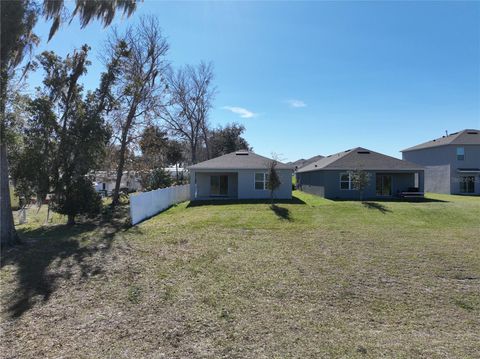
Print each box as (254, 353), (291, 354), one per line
(457, 147), (465, 161)
(340, 173), (353, 190)
(459, 176), (475, 193)
(255, 172), (269, 190)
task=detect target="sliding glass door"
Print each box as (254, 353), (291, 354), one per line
(376, 174), (392, 196)
(210, 175), (229, 196)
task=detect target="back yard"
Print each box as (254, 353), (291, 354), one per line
(1, 191), (479, 358)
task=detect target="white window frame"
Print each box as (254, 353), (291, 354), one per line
(457, 147), (465, 161)
(254, 172), (269, 190)
(339, 172), (353, 190)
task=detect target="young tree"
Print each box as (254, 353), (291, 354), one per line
(105, 16), (169, 207)
(161, 62), (215, 164)
(1, 0), (137, 245)
(349, 169), (371, 201)
(267, 160), (281, 204)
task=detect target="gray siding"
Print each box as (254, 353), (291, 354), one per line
(190, 169), (292, 200)
(297, 170), (424, 199)
(403, 145), (480, 194)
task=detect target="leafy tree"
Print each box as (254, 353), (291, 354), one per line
(161, 62), (215, 164)
(1, 0), (137, 245)
(209, 123), (250, 158)
(11, 96), (57, 202)
(51, 176), (102, 223)
(349, 169), (371, 201)
(140, 168), (172, 191)
(14, 47), (111, 225)
(267, 160), (281, 204)
(139, 125), (169, 170)
(165, 140), (184, 182)
(104, 16), (169, 207)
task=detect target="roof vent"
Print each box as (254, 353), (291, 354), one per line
(357, 151), (370, 154)
(344, 149), (351, 152)
(467, 131), (478, 135)
(235, 152), (249, 156)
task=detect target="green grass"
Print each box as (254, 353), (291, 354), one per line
(1, 192), (479, 358)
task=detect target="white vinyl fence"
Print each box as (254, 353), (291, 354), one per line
(129, 184), (190, 225)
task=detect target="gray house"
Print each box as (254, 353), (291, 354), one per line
(188, 151), (293, 200)
(402, 129), (480, 195)
(296, 147), (424, 199)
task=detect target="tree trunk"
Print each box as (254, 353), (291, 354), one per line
(111, 103), (137, 207)
(111, 134), (127, 207)
(190, 139), (197, 164)
(67, 214), (75, 226)
(0, 143), (20, 247)
(175, 163), (178, 183)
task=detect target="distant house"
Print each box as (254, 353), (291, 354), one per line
(402, 129), (480, 195)
(296, 147), (424, 199)
(91, 171), (142, 195)
(188, 151), (293, 200)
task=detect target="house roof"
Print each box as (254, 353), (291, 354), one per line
(297, 147), (424, 173)
(188, 151), (294, 171)
(401, 129), (480, 152)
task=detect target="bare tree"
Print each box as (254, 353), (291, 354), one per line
(160, 62), (215, 164)
(105, 16), (169, 207)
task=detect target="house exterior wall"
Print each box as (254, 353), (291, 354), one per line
(237, 169), (292, 200)
(297, 170), (424, 199)
(190, 169), (292, 200)
(194, 172), (238, 198)
(402, 145), (480, 194)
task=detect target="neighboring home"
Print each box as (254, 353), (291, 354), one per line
(188, 151), (293, 200)
(296, 147), (424, 199)
(288, 154), (324, 171)
(402, 129), (480, 195)
(91, 171), (143, 195)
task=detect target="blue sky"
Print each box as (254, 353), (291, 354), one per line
(29, 1), (480, 162)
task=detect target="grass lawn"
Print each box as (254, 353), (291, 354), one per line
(1, 191), (479, 358)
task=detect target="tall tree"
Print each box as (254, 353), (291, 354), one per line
(1, 0), (138, 245)
(161, 62), (215, 164)
(19, 48), (111, 225)
(209, 123), (250, 158)
(104, 16), (169, 207)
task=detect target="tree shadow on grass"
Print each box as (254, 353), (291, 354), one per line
(270, 204), (292, 221)
(187, 195), (306, 208)
(362, 201), (392, 214)
(1, 206), (133, 319)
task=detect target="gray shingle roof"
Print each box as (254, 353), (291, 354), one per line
(402, 129), (480, 152)
(188, 151), (294, 170)
(297, 147), (423, 173)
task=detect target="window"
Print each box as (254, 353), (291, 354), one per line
(340, 173), (353, 190)
(459, 176), (475, 194)
(457, 147), (465, 161)
(255, 172), (269, 190)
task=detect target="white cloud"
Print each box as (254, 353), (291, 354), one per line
(222, 106), (257, 118)
(287, 99), (307, 108)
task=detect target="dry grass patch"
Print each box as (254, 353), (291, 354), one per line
(1, 192), (479, 358)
